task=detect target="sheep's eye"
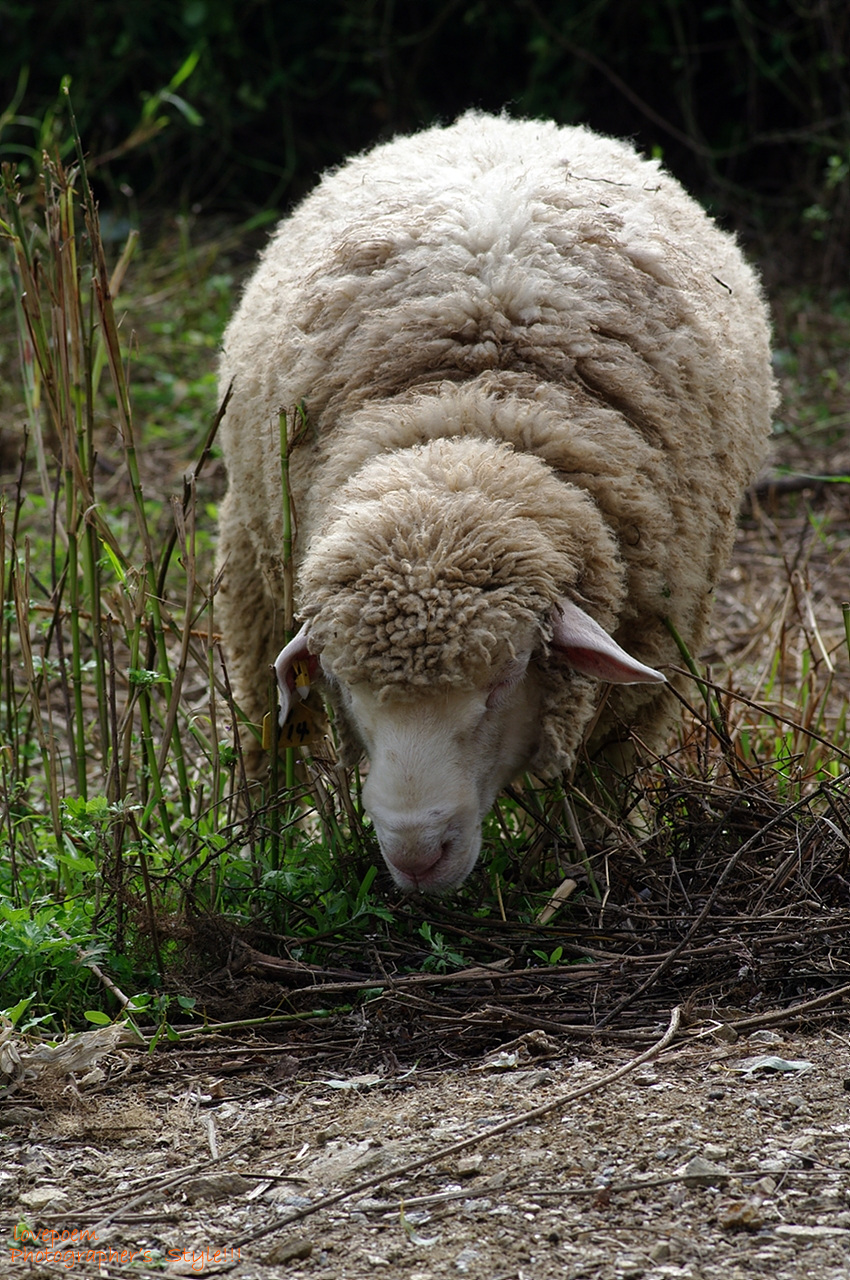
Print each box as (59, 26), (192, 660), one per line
(486, 681), (511, 710)
(485, 657), (528, 710)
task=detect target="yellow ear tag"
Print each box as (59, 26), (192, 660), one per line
(262, 657), (326, 752)
(292, 659), (312, 694)
(262, 705), (326, 751)
(278, 701), (325, 749)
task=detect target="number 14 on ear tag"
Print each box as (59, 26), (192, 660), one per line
(262, 660), (326, 751)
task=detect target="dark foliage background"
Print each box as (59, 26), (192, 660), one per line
(3, 1), (849, 278)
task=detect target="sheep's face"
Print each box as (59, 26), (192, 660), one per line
(342, 655), (542, 892)
(274, 600), (665, 892)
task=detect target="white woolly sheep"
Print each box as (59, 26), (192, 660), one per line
(216, 111), (777, 892)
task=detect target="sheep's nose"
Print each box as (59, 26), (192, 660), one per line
(368, 807), (482, 892)
(379, 820), (457, 879)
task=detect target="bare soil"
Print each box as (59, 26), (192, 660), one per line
(4, 1026), (850, 1279)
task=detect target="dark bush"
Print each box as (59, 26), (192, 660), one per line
(2, 0), (848, 275)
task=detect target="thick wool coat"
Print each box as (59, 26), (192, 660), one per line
(217, 111), (777, 774)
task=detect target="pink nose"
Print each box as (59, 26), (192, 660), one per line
(381, 829), (454, 879)
(371, 812), (472, 890)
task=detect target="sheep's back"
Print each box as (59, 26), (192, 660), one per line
(221, 111), (772, 480)
(218, 112), (776, 753)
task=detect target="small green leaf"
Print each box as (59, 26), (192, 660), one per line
(2, 993), (36, 1027)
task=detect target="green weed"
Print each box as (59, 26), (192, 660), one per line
(0, 110), (396, 1030)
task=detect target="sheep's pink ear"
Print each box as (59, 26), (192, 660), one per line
(273, 622), (319, 725)
(550, 599), (666, 685)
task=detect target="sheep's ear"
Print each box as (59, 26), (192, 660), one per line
(273, 622), (319, 725)
(550, 599), (666, 685)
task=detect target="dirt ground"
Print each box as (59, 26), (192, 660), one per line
(4, 1022), (850, 1279)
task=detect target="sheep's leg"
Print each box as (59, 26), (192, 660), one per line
(215, 514), (284, 777)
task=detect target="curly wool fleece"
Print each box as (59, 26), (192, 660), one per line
(300, 438), (621, 688)
(216, 110), (777, 780)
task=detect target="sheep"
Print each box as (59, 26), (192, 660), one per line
(216, 110), (777, 893)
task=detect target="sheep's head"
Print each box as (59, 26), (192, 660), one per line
(275, 439), (665, 891)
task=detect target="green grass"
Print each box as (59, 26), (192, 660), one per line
(0, 130), (478, 1031)
(1, 121), (849, 1042)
